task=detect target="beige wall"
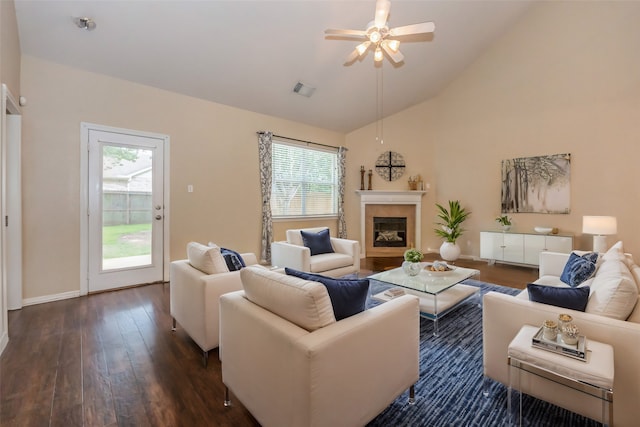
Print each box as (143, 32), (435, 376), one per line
(20, 55), (344, 299)
(345, 100), (439, 254)
(0, 0), (21, 96)
(347, 1), (640, 258)
(17, 0), (640, 301)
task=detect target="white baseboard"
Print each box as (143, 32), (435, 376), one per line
(22, 290), (81, 307)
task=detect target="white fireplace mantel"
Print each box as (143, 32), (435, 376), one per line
(356, 190), (426, 257)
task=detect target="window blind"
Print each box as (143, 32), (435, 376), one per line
(271, 140), (338, 217)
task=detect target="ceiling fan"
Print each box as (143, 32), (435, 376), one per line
(325, 0), (435, 64)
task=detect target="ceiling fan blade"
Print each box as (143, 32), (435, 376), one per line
(374, 0), (391, 28)
(381, 41), (404, 63)
(389, 21), (435, 37)
(345, 49), (360, 64)
(325, 29), (367, 38)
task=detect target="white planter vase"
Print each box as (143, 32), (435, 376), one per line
(402, 261), (422, 276)
(440, 241), (461, 261)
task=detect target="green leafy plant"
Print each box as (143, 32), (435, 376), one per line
(495, 215), (512, 226)
(434, 200), (471, 243)
(404, 248), (424, 263)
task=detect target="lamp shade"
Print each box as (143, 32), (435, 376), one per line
(582, 216), (617, 235)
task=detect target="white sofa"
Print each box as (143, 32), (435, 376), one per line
(271, 227), (360, 277)
(483, 244), (640, 426)
(170, 242), (259, 365)
(219, 266), (420, 427)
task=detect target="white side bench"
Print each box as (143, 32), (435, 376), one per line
(507, 324), (614, 426)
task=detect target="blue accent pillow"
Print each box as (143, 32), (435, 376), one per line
(560, 252), (597, 287)
(221, 248), (245, 271)
(300, 228), (334, 256)
(285, 268), (369, 321)
(527, 283), (590, 312)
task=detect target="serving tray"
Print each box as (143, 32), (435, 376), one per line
(531, 327), (587, 361)
(423, 262), (456, 276)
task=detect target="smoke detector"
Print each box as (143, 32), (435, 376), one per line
(74, 17), (97, 31)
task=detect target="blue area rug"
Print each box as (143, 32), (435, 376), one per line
(365, 279), (599, 427)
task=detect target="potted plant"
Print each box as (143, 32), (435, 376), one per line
(403, 248), (424, 276)
(495, 215), (512, 231)
(434, 200), (471, 261)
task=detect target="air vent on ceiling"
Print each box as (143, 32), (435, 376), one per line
(293, 81), (316, 98)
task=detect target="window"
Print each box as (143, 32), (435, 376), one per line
(271, 140), (338, 217)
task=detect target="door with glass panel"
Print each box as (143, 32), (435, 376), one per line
(88, 129), (164, 292)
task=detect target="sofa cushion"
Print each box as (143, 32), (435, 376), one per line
(560, 252), (598, 287)
(527, 283), (590, 312)
(586, 257), (638, 320)
(240, 266), (336, 331)
(533, 276), (569, 288)
(285, 268), (369, 320)
(309, 252), (354, 273)
(626, 298), (640, 323)
(300, 228), (334, 256)
(603, 240), (626, 262)
(187, 242), (229, 274)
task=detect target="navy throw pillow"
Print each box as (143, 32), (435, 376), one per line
(300, 228), (334, 256)
(285, 268), (369, 321)
(221, 248), (246, 272)
(527, 283), (590, 312)
(560, 252), (597, 287)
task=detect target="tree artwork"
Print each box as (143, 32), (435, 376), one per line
(501, 153), (571, 214)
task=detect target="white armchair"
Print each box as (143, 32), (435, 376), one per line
(170, 242), (259, 366)
(220, 266), (420, 427)
(271, 227), (360, 277)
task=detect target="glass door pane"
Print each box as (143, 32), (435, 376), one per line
(101, 145), (154, 271)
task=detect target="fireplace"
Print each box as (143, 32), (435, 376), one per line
(357, 190), (426, 258)
(364, 204), (416, 257)
(373, 217), (407, 247)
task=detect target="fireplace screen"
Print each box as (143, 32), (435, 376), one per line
(373, 217), (407, 247)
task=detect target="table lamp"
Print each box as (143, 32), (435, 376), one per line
(582, 216), (617, 253)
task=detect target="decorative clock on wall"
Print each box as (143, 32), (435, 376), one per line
(375, 151), (406, 182)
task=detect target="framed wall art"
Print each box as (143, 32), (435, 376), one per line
(501, 153), (571, 214)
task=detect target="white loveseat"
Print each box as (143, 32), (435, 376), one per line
(170, 242), (259, 365)
(219, 266), (419, 427)
(271, 227), (360, 277)
(483, 243), (640, 426)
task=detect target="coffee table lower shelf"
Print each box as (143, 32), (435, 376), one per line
(371, 282), (479, 336)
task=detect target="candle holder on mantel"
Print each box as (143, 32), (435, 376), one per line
(360, 166), (365, 191)
(368, 169), (373, 190)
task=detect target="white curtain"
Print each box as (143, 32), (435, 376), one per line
(258, 132), (273, 264)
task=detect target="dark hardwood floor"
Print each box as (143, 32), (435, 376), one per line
(0, 257), (537, 426)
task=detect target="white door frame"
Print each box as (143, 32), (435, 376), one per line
(1, 84), (21, 355)
(80, 122), (170, 295)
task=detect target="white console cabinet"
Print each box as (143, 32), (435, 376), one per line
(480, 231), (573, 267)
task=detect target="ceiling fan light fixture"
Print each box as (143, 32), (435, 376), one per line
(386, 39), (400, 52)
(356, 41), (371, 56)
(369, 30), (382, 43)
(374, 46), (383, 62)
(325, 0), (434, 65)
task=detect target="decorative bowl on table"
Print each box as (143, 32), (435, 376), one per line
(424, 261), (456, 276)
(534, 226), (553, 234)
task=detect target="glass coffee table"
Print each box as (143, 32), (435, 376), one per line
(368, 263), (480, 336)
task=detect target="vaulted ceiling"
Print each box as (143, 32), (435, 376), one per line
(15, 0), (535, 133)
